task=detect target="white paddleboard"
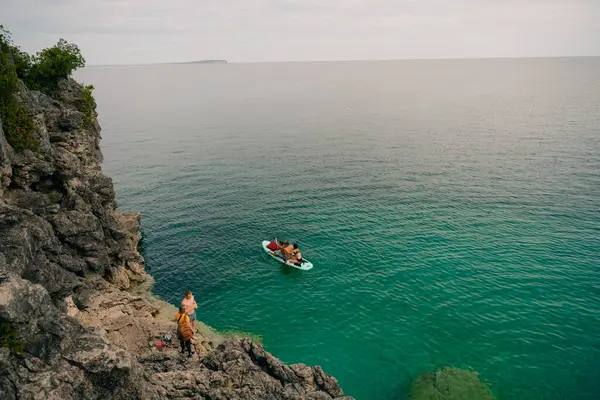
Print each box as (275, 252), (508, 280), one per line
(262, 240), (313, 271)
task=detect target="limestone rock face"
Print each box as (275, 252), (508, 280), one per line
(0, 79), (141, 293)
(0, 78), (351, 399)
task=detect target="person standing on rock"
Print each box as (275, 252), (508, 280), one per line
(176, 305), (195, 357)
(181, 290), (198, 329)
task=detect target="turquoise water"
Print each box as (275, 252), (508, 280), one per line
(77, 58), (600, 399)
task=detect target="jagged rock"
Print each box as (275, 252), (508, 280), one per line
(58, 109), (85, 132)
(0, 277), (54, 324)
(51, 211), (105, 249)
(104, 264), (130, 289)
(0, 348), (19, 399)
(0, 277), (74, 362)
(0, 115), (14, 196)
(57, 252), (87, 274)
(201, 338), (347, 399)
(22, 254), (80, 298)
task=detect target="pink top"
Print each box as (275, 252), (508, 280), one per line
(181, 295), (197, 315)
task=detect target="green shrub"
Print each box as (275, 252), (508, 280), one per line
(1, 25), (90, 152)
(49, 190), (60, 203)
(78, 84), (95, 127)
(0, 26), (38, 152)
(11, 48), (33, 82)
(28, 39), (85, 92)
(0, 322), (26, 354)
(1, 25), (86, 94)
(1, 101), (37, 151)
(0, 26), (32, 81)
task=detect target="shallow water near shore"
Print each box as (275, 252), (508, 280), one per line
(77, 58), (600, 399)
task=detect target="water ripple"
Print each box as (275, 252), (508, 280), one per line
(80, 58), (600, 400)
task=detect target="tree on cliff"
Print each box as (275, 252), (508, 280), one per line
(1, 26), (86, 92)
(27, 38), (85, 91)
(0, 25), (87, 151)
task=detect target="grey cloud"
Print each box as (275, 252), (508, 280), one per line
(2, 0), (599, 64)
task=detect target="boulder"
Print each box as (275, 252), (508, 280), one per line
(409, 367), (496, 400)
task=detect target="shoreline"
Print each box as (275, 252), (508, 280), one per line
(125, 254), (264, 347)
(126, 276), (227, 347)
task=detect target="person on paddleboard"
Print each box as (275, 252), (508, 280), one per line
(268, 238), (294, 261)
(290, 243), (304, 265)
(281, 241), (294, 261)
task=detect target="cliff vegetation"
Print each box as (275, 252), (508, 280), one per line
(0, 26), (88, 152)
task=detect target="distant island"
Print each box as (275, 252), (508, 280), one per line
(177, 60), (227, 64)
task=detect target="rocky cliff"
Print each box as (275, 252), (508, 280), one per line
(0, 79), (351, 399)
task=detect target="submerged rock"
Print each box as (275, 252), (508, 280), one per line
(409, 367), (496, 400)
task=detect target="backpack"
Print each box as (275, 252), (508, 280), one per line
(177, 316), (194, 342)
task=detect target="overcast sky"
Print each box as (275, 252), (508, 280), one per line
(3, 0), (599, 65)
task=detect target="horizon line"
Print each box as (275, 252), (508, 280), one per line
(86, 54), (600, 68)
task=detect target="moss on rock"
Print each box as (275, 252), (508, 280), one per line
(409, 367), (496, 400)
(220, 329), (264, 345)
(77, 84), (95, 127)
(0, 321), (26, 354)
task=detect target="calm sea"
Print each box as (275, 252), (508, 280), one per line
(76, 58), (600, 399)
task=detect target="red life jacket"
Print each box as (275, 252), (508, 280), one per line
(267, 241), (279, 251)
